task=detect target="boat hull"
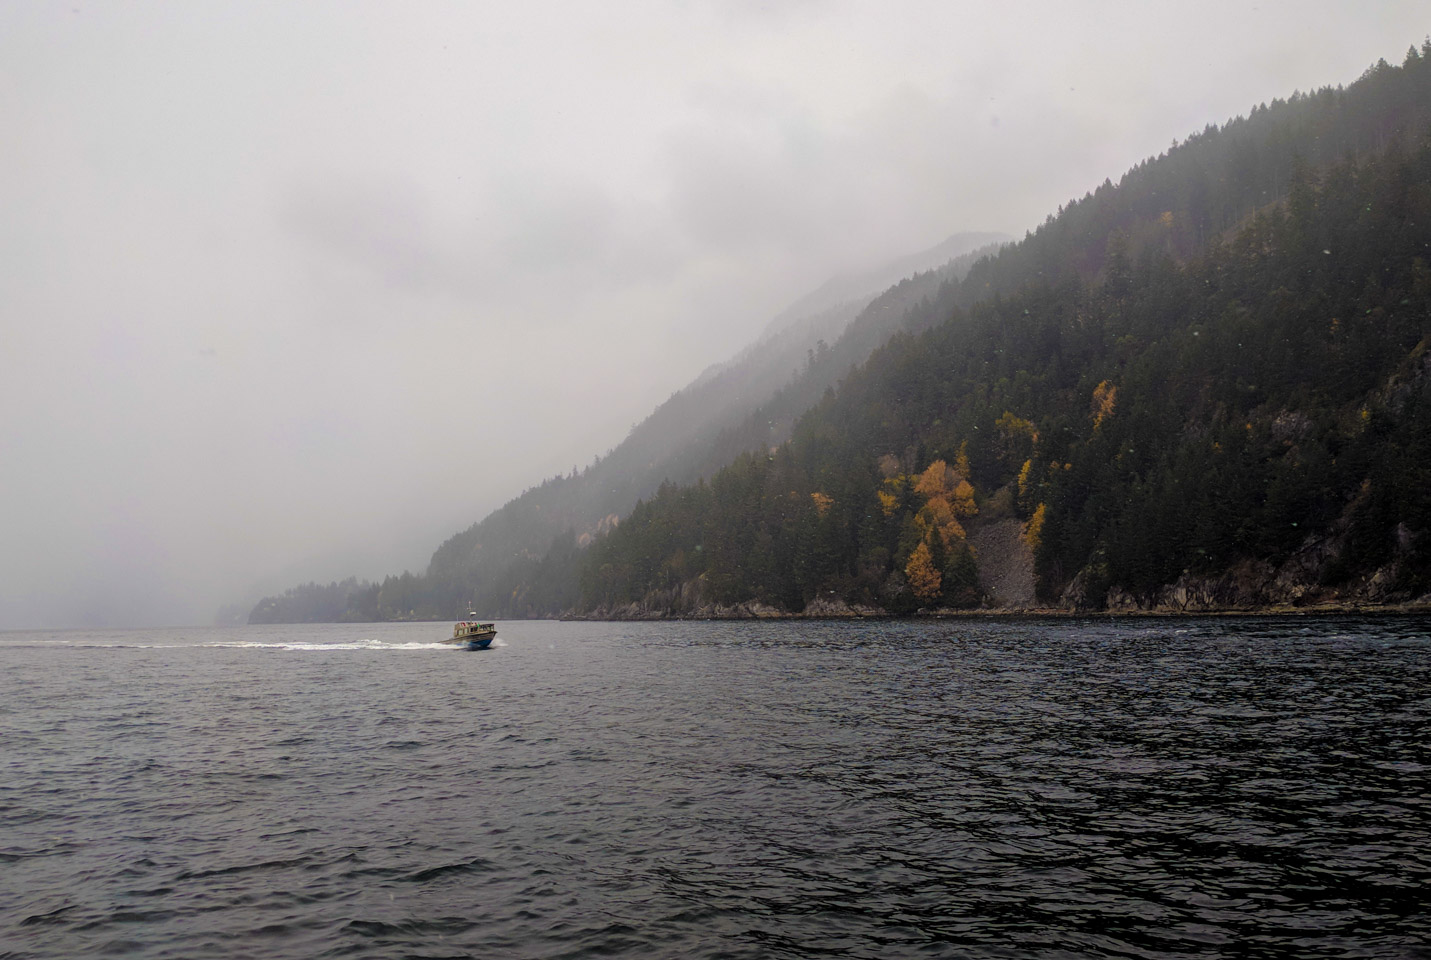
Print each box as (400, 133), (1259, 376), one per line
(447, 619), (497, 649)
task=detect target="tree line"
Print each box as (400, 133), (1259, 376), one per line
(250, 42), (1431, 622)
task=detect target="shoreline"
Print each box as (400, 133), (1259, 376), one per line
(562, 600), (1431, 622)
(242, 601), (1431, 627)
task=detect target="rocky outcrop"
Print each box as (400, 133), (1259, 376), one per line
(574, 577), (886, 620)
(801, 596), (886, 617)
(1071, 520), (1425, 613)
(576, 599), (886, 619)
(575, 515), (1427, 619)
(582, 599), (790, 620)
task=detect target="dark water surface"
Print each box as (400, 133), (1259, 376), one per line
(2, 618), (1428, 959)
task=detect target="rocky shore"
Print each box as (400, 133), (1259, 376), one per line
(568, 515), (1431, 620)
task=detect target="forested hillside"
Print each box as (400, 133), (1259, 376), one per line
(249, 234), (1004, 623)
(253, 45), (1431, 622)
(579, 47), (1431, 615)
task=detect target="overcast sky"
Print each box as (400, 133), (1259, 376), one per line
(1, 2), (1425, 628)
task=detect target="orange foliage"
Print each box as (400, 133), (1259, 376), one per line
(916, 498), (967, 549)
(905, 541), (942, 602)
(908, 458), (978, 549)
(1092, 380), (1117, 428)
(951, 479), (976, 518)
(913, 460), (956, 499)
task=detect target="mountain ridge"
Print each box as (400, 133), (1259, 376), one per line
(250, 44), (1431, 623)
(246, 232), (1006, 623)
(574, 44), (1431, 618)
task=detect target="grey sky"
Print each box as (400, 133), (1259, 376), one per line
(1, 2), (1425, 627)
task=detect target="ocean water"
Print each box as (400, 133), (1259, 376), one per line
(1, 617), (1428, 959)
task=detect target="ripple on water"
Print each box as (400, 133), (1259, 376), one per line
(0, 617), (1428, 959)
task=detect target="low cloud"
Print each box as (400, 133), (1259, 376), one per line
(2, 1), (1426, 627)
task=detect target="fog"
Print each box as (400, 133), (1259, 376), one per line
(1, 2), (1424, 627)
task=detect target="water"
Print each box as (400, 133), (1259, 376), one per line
(1, 617), (1428, 959)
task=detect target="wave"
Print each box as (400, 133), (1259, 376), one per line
(3, 636), (509, 651)
(200, 640), (452, 651)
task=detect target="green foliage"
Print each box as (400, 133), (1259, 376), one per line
(248, 577), (378, 624)
(250, 47), (1431, 621)
(577, 60), (1431, 613)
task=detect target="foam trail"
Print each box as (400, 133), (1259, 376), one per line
(201, 640), (450, 651)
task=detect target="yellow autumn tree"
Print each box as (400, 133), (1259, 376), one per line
(913, 459), (956, 499)
(910, 459), (977, 548)
(810, 492), (834, 517)
(914, 460), (976, 514)
(876, 471), (906, 517)
(905, 541), (942, 602)
(1017, 458), (1034, 500)
(917, 497), (966, 548)
(951, 478), (976, 518)
(954, 440), (972, 481)
(1091, 380), (1117, 428)
(995, 413), (1039, 471)
(995, 411), (1039, 444)
(1024, 503), (1048, 553)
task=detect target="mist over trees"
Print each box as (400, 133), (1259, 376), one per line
(587, 127), (1431, 611)
(251, 44), (1431, 622)
(247, 236), (1005, 622)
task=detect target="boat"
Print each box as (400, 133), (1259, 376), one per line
(446, 615), (497, 650)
